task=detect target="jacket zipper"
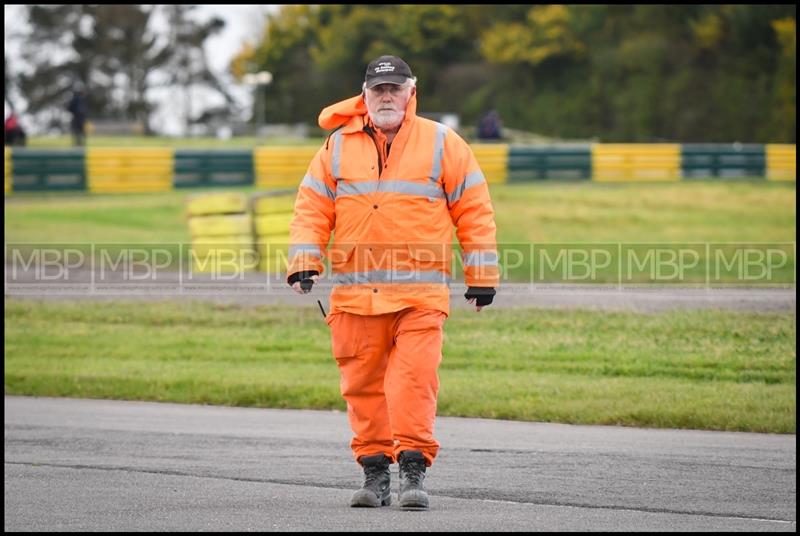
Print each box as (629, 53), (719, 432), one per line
(363, 125), (383, 177)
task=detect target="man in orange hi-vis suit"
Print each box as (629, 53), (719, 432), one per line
(287, 55), (499, 510)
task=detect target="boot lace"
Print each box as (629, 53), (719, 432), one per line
(364, 456), (388, 488)
(364, 463), (387, 487)
(401, 459), (425, 487)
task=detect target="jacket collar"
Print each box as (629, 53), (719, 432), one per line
(318, 93), (418, 135)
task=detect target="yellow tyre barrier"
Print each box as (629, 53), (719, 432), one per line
(766, 144), (796, 181)
(593, 144), (681, 182)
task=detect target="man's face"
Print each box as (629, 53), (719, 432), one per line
(364, 82), (415, 131)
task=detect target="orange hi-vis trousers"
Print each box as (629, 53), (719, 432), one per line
(326, 308), (447, 467)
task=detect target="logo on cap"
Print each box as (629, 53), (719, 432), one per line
(374, 62), (396, 74)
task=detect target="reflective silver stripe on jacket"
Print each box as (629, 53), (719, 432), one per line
(300, 173), (335, 201)
(289, 244), (322, 258)
(337, 179), (445, 199)
(331, 129), (344, 179)
(333, 270), (450, 285)
(429, 123), (449, 183)
(446, 170), (486, 205)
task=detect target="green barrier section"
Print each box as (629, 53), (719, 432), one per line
(175, 150), (254, 188)
(10, 148), (87, 192)
(508, 146), (591, 182)
(681, 144), (766, 179)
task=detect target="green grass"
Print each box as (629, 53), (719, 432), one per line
(5, 191), (195, 243)
(6, 181), (794, 243)
(492, 180), (795, 243)
(4, 299), (795, 433)
(5, 181), (795, 283)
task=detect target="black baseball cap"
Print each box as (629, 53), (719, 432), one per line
(364, 55), (414, 89)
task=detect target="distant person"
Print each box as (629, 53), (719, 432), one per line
(67, 88), (88, 146)
(4, 112), (27, 146)
(477, 109), (503, 141)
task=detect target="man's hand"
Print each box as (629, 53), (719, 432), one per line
(464, 286), (496, 312)
(288, 270), (320, 294)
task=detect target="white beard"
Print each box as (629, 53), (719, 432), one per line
(369, 109), (405, 131)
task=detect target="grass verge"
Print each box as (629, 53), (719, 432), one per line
(4, 299), (795, 433)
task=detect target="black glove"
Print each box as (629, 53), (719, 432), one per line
(288, 270), (320, 292)
(464, 286), (496, 307)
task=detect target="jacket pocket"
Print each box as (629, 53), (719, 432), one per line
(407, 243), (450, 272)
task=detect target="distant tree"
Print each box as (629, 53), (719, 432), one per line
(161, 5), (237, 133)
(234, 5), (322, 124)
(5, 55), (17, 111)
(16, 4), (235, 135)
(766, 17), (795, 142)
(234, 4), (795, 142)
(18, 6), (164, 132)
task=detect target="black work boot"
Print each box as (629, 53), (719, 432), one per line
(350, 453), (392, 507)
(398, 450), (429, 509)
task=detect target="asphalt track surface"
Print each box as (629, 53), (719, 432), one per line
(4, 396), (796, 531)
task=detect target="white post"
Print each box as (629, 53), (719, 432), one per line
(242, 71), (273, 137)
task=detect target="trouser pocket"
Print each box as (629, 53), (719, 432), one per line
(326, 312), (368, 360)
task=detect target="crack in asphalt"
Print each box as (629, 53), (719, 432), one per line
(5, 460), (794, 524)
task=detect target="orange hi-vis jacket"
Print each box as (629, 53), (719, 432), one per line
(287, 93), (499, 316)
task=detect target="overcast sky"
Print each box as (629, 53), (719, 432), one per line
(178, 5), (274, 71)
(4, 4), (279, 135)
